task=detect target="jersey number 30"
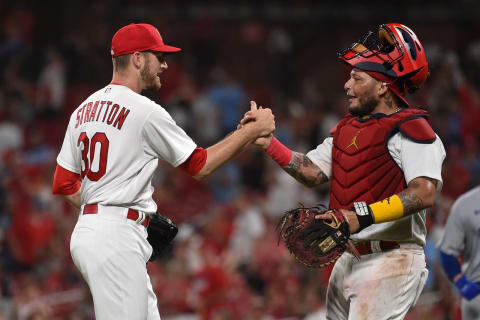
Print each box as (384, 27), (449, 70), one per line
(77, 132), (109, 181)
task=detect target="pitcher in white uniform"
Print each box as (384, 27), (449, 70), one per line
(51, 23), (275, 320)
(242, 23), (445, 320)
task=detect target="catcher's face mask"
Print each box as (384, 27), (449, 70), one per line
(338, 23), (429, 96)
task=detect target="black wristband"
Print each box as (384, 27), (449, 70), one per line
(352, 202), (374, 232)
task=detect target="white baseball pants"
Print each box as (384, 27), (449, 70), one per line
(326, 243), (428, 320)
(70, 205), (160, 320)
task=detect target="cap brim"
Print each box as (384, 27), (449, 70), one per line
(339, 54), (398, 78)
(151, 44), (182, 54)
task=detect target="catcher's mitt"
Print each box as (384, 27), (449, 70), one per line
(276, 205), (360, 268)
(147, 213), (178, 262)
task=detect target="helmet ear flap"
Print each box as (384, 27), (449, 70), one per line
(404, 79), (419, 94)
(402, 65), (429, 93)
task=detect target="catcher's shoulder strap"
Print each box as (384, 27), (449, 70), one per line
(397, 115), (436, 144)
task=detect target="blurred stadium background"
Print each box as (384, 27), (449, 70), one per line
(1, 1), (479, 319)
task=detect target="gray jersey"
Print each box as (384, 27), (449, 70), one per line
(439, 186), (480, 282)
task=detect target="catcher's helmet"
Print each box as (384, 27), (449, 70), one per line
(338, 23), (428, 104)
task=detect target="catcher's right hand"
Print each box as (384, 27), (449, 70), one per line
(276, 205), (360, 268)
(316, 208), (361, 234)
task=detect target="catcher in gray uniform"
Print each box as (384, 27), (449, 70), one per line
(439, 186), (480, 320)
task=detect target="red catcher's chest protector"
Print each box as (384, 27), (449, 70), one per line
(329, 108), (436, 209)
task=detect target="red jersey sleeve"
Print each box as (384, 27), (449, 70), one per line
(52, 164), (81, 195)
(178, 147), (207, 176)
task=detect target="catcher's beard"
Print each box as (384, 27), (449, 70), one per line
(141, 56), (161, 91)
(348, 93), (378, 117)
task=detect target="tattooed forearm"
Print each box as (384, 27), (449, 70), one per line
(283, 152), (329, 187)
(397, 176), (438, 215)
(398, 190), (424, 215)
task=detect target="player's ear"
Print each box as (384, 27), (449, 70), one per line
(377, 81), (388, 96)
(132, 52), (143, 70)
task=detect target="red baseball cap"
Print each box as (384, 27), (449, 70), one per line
(111, 23), (181, 57)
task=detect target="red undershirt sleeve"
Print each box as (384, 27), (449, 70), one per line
(265, 137), (292, 167)
(52, 164), (82, 195)
(178, 147), (207, 176)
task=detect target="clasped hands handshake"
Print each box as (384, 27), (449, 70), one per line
(236, 101), (362, 234)
(237, 101), (275, 148)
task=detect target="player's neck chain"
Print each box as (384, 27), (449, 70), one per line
(391, 107), (401, 114)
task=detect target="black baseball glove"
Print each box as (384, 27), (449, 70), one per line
(147, 213), (178, 262)
(276, 204), (360, 268)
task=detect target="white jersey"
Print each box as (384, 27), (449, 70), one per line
(57, 84), (196, 213)
(307, 132), (446, 246)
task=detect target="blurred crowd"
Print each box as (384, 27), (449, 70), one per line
(1, 2), (480, 320)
